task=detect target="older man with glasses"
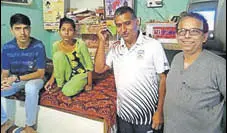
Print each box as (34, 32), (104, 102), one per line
(163, 12), (226, 133)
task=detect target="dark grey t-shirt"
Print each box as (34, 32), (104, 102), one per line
(164, 50), (226, 133)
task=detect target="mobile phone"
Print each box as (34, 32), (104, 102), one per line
(104, 27), (112, 35)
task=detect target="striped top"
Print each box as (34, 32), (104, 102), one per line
(106, 32), (169, 125)
(1, 37), (46, 75)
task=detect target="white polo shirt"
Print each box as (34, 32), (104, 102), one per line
(106, 32), (170, 125)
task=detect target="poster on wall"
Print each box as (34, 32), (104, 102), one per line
(146, 23), (177, 43)
(43, 0), (65, 30)
(104, 0), (134, 19)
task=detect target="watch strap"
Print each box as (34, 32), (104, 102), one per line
(15, 75), (21, 82)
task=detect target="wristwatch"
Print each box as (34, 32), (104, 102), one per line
(15, 75), (21, 82)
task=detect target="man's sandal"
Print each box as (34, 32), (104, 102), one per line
(20, 125), (37, 133)
(1, 120), (14, 133)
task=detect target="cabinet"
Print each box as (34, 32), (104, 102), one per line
(75, 20), (117, 35)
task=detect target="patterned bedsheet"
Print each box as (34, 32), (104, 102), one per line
(39, 74), (117, 133)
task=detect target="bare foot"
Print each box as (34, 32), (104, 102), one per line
(49, 86), (61, 94)
(61, 96), (72, 104)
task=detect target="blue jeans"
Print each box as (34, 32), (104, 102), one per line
(1, 79), (44, 126)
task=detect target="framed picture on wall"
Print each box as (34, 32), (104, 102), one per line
(1, 0), (32, 5)
(104, 0), (134, 19)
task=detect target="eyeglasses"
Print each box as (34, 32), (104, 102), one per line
(177, 28), (203, 36)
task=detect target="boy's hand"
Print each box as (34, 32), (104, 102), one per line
(1, 77), (15, 90)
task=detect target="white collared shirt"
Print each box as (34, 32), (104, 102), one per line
(106, 31), (170, 125)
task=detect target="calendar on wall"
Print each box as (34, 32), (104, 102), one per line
(43, 0), (69, 30)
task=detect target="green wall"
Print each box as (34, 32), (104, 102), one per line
(135, 0), (188, 28)
(1, 0), (188, 58)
